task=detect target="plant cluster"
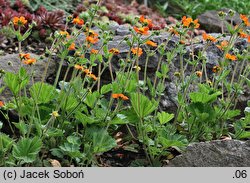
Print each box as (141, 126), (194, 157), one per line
(11, 0), (83, 13)
(75, 0), (166, 30)
(0, 3), (249, 167)
(151, 0), (250, 18)
(0, 0), (65, 39)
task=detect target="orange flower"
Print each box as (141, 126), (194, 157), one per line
(72, 17), (84, 26)
(168, 27), (179, 35)
(195, 71), (202, 77)
(139, 15), (153, 29)
(240, 14), (250, 26)
(238, 29), (248, 38)
(182, 16), (200, 28)
(145, 40), (157, 47)
(59, 31), (70, 38)
(109, 48), (120, 54)
(82, 68), (97, 80)
(131, 47), (143, 57)
(0, 101), (4, 107)
(216, 40), (228, 50)
(112, 93), (129, 101)
(86, 73), (98, 80)
(212, 65), (221, 73)
(248, 35), (250, 43)
(74, 64), (84, 71)
(86, 36), (99, 44)
(112, 94), (119, 99)
(91, 49), (98, 54)
(133, 26), (149, 35)
(83, 69), (90, 74)
(85, 30), (99, 44)
(202, 33), (217, 42)
(179, 40), (186, 44)
(23, 58), (36, 65)
(68, 43), (75, 50)
(74, 51), (84, 58)
(12, 16), (27, 26)
(19, 53), (30, 60)
(225, 53), (237, 61)
(88, 30), (98, 37)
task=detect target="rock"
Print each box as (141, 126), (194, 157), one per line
(115, 24), (131, 36)
(198, 9), (242, 33)
(0, 53), (57, 101)
(167, 140), (250, 167)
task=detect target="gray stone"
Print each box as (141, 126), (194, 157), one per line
(115, 24), (131, 36)
(0, 53), (57, 101)
(167, 140), (250, 167)
(198, 9), (242, 33)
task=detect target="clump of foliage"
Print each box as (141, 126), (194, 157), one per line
(74, 0), (166, 30)
(9, 0), (82, 13)
(0, 0), (65, 39)
(151, 0), (250, 18)
(0, 2), (249, 167)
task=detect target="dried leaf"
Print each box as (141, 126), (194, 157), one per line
(49, 159), (61, 167)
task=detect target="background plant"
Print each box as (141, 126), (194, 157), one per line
(150, 0), (250, 18)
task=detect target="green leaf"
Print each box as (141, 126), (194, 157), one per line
(12, 137), (42, 163)
(59, 143), (79, 153)
(30, 82), (57, 104)
(18, 67), (29, 87)
(0, 86), (5, 95)
(161, 63), (169, 75)
(147, 77), (155, 96)
(157, 112), (174, 125)
(97, 54), (103, 63)
(237, 131), (250, 139)
(246, 78), (250, 87)
(189, 91), (221, 103)
(109, 114), (129, 125)
(130, 93), (158, 118)
(111, 82), (121, 93)
(67, 136), (81, 145)
(158, 137), (187, 149)
(85, 127), (117, 154)
(59, 92), (79, 111)
(13, 121), (28, 136)
(103, 45), (110, 58)
(0, 134), (13, 153)
(223, 109), (241, 120)
(90, 54), (96, 64)
(75, 111), (99, 125)
(116, 73), (137, 93)
(100, 84), (112, 94)
(156, 71), (163, 78)
(218, 70), (230, 82)
(84, 91), (99, 108)
(50, 148), (64, 158)
(20, 29), (32, 41)
(188, 102), (215, 121)
(120, 109), (140, 125)
(59, 135), (83, 159)
(17, 97), (34, 117)
(92, 129), (117, 153)
(46, 128), (64, 137)
(4, 68), (29, 96)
